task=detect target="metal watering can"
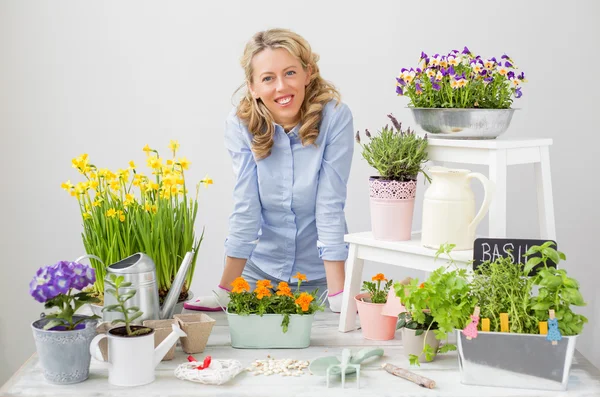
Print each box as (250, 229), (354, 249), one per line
(77, 251), (194, 322)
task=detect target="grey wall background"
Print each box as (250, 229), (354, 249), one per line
(1, 0), (598, 385)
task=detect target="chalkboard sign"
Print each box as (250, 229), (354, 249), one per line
(473, 238), (558, 274)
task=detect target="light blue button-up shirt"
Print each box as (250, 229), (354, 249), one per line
(224, 100), (354, 282)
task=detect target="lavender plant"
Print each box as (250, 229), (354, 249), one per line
(396, 47), (525, 109)
(356, 114), (429, 182)
(29, 261), (100, 330)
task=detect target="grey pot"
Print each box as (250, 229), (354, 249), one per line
(401, 327), (440, 362)
(410, 108), (516, 139)
(31, 315), (98, 384)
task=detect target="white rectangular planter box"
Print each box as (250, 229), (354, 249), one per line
(226, 311), (315, 349)
(457, 330), (577, 391)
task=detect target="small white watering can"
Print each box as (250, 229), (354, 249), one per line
(89, 323), (187, 386)
(421, 166), (495, 251)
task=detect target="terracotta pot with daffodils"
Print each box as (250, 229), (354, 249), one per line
(225, 273), (325, 349)
(62, 140), (212, 312)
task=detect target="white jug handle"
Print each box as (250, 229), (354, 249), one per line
(89, 334), (110, 369)
(466, 172), (495, 238)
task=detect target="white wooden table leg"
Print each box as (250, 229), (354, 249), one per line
(535, 146), (557, 240)
(339, 243), (363, 332)
(488, 149), (507, 237)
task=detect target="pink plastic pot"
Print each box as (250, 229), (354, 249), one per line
(369, 178), (417, 241)
(355, 293), (398, 341)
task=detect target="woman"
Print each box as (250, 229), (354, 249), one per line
(185, 28), (354, 313)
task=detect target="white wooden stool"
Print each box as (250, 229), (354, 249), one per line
(339, 138), (556, 332)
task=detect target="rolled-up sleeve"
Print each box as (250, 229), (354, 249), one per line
(315, 104), (354, 261)
(223, 112), (261, 259)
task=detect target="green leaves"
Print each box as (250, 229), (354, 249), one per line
(359, 119), (429, 181)
(361, 278), (393, 304)
(103, 274), (148, 336)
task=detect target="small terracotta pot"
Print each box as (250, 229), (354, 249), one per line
(355, 293), (398, 340)
(142, 319), (178, 361)
(174, 313), (216, 354)
(95, 322), (112, 361)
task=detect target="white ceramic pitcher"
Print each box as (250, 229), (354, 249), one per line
(421, 166), (494, 251)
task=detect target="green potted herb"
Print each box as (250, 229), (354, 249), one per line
(356, 114), (429, 241)
(458, 242), (587, 391)
(395, 244), (474, 365)
(89, 274), (186, 387)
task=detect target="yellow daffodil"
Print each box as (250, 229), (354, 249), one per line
(61, 180), (74, 192)
(106, 208), (117, 218)
(200, 174), (213, 188)
(147, 155), (162, 170)
(169, 140), (180, 156)
(129, 160), (136, 169)
(178, 157), (191, 170)
(83, 212), (92, 220)
(143, 144), (152, 155)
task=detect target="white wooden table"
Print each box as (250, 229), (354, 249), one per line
(3, 311), (600, 397)
(428, 137), (556, 239)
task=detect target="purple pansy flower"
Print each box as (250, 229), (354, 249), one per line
(396, 77), (406, 86)
(415, 82), (423, 93)
(462, 46), (471, 55)
(420, 51), (427, 59)
(501, 54), (510, 60)
(448, 65), (456, 76)
(518, 72), (525, 80)
(484, 76), (493, 84)
(507, 71), (515, 79)
(515, 87), (522, 98)
(396, 85), (403, 95)
(504, 61), (513, 67)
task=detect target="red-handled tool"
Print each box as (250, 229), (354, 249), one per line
(187, 355), (212, 370)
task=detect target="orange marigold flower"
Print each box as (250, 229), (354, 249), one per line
(276, 282), (293, 297)
(372, 273), (387, 282)
(230, 277), (250, 293)
(419, 282), (425, 289)
(255, 286), (272, 300)
(295, 292), (314, 312)
(292, 272), (307, 282)
(256, 279), (273, 290)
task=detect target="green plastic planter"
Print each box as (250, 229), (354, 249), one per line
(226, 311), (315, 349)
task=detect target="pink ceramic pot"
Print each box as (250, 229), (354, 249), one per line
(355, 293), (398, 341)
(369, 178), (417, 241)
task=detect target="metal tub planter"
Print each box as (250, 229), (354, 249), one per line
(227, 311), (315, 349)
(457, 330), (578, 391)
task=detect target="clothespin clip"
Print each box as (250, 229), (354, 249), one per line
(546, 309), (562, 346)
(539, 321), (548, 335)
(481, 318), (490, 332)
(500, 313), (509, 333)
(187, 354), (212, 370)
(462, 306), (480, 340)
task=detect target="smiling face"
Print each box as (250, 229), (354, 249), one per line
(249, 47), (311, 127)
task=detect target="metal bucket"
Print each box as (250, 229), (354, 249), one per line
(410, 108), (516, 139)
(31, 316), (98, 384)
(457, 330), (577, 391)
(227, 312), (315, 349)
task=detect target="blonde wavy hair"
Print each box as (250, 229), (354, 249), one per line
(236, 28), (340, 160)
